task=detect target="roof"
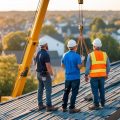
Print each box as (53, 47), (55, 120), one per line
(62, 25), (89, 35)
(62, 26), (79, 34)
(1, 50), (61, 67)
(3, 50), (24, 64)
(0, 61), (120, 120)
(40, 34), (64, 44)
(48, 51), (61, 66)
(50, 33), (64, 43)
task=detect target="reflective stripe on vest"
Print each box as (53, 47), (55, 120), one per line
(90, 51), (107, 77)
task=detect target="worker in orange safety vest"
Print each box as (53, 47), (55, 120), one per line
(85, 38), (110, 110)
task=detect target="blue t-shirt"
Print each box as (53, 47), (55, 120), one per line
(36, 49), (50, 73)
(61, 50), (82, 80)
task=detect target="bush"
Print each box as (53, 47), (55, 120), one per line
(0, 55), (18, 96)
(23, 75), (38, 94)
(0, 55), (38, 96)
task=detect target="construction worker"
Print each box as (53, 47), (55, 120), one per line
(36, 39), (58, 111)
(61, 39), (84, 113)
(85, 38), (110, 110)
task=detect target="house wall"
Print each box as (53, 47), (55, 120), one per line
(40, 35), (64, 56)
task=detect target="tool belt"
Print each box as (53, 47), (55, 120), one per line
(40, 71), (49, 77)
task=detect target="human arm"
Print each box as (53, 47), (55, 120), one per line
(46, 63), (53, 75)
(78, 54), (86, 69)
(61, 63), (64, 68)
(44, 53), (53, 76)
(106, 57), (110, 79)
(77, 54), (83, 69)
(106, 58), (110, 74)
(61, 54), (65, 68)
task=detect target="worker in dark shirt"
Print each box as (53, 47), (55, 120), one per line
(36, 39), (58, 112)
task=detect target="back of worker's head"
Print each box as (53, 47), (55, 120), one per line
(39, 39), (48, 50)
(92, 38), (102, 50)
(67, 39), (77, 51)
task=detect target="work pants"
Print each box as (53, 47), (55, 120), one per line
(62, 79), (80, 109)
(90, 77), (105, 106)
(37, 72), (52, 106)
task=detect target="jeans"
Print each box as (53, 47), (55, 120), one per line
(37, 72), (52, 106)
(90, 77), (105, 106)
(62, 79), (80, 109)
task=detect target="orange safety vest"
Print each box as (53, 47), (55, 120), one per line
(90, 50), (107, 78)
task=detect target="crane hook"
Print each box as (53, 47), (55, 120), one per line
(78, 0), (83, 4)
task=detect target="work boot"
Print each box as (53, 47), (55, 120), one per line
(38, 104), (46, 111)
(46, 106), (58, 112)
(61, 107), (67, 112)
(69, 108), (81, 114)
(89, 105), (100, 110)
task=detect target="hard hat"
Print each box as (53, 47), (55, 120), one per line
(67, 39), (77, 48)
(39, 39), (47, 46)
(92, 38), (102, 47)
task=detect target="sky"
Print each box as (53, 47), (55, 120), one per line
(0, 0), (120, 11)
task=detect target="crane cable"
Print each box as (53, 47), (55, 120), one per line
(79, 3), (84, 55)
(77, 0), (89, 56)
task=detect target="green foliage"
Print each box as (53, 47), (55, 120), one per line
(90, 18), (106, 32)
(90, 32), (120, 62)
(41, 25), (58, 35)
(2, 31), (27, 50)
(0, 55), (38, 96)
(0, 55), (18, 96)
(77, 38), (92, 56)
(23, 76), (38, 94)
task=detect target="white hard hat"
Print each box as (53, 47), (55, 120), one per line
(67, 39), (77, 48)
(92, 38), (102, 47)
(39, 39), (47, 46)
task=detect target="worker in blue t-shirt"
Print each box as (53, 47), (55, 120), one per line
(61, 39), (84, 113)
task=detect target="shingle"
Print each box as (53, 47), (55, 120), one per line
(0, 62), (120, 120)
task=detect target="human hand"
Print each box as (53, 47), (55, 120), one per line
(51, 75), (54, 80)
(105, 75), (108, 80)
(85, 75), (89, 82)
(81, 55), (85, 62)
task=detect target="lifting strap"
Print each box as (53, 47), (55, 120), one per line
(77, 0), (89, 55)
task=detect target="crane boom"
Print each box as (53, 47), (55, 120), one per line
(0, 0), (49, 102)
(12, 0), (49, 97)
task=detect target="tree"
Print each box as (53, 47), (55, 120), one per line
(23, 76), (37, 94)
(0, 55), (38, 96)
(0, 55), (18, 96)
(91, 25), (98, 32)
(2, 31), (27, 50)
(90, 32), (120, 62)
(90, 18), (106, 32)
(41, 25), (58, 35)
(77, 38), (92, 56)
